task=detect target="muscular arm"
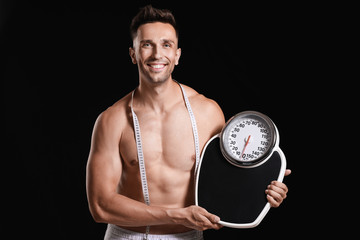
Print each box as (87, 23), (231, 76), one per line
(86, 109), (168, 226)
(86, 106), (221, 231)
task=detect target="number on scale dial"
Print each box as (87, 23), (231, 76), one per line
(220, 111), (277, 167)
(227, 118), (271, 161)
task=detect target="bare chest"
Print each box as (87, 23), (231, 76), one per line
(120, 107), (196, 173)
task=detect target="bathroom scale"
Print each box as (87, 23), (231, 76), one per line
(195, 111), (286, 228)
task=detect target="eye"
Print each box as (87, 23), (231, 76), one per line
(163, 43), (172, 48)
(142, 43), (152, 48)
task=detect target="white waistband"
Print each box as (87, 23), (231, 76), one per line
(105, 224), (203, 240)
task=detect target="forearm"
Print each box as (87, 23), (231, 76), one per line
(89, 193), (173, 227)
(89, 193), (221, 231)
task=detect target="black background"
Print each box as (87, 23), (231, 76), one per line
(2, 0), (350, 239)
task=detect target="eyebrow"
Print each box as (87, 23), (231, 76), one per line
(162, 39), (175, 44)
(140, 39), (176, 45)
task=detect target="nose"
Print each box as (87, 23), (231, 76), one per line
(152, 44), (162, 59)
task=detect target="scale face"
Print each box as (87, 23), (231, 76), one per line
(220, 111), (277, 168)
(196, 111), (286, 228)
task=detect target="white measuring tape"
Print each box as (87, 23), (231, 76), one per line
(130, 81), (200, 239)
(130, 103), (151, 206)
(179, 83), (200, 176)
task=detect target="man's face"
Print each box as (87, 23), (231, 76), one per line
(129, 22), (181, 84)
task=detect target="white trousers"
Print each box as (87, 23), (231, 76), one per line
(104, 224), (203, 240)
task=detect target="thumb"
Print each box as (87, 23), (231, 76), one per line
(285, 169), (291, 176)
(208, 213), (220, 223)
(202, 209), (220, 223)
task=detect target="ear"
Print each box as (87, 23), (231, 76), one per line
(129, 47), (137, 64)
(175, 48), (181, 65)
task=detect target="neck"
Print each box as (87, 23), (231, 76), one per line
(134, 78), (180, 113)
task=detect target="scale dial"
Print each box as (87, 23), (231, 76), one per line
(220, 111), (277, 167)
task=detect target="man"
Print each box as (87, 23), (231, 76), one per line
(86, 5), (291, 240)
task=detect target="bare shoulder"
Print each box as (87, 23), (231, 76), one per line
(97, 93), (132, 127)
(91, 92), (133, 150)
(181, 84), (225, 137)
(181, 84), (224, 117)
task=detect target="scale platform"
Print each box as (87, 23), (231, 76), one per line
(195, 135), (286, 228)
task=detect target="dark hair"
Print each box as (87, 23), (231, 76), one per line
(130, 5), (178, 40)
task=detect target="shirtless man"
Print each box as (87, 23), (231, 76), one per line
(86, 5), (290, 240)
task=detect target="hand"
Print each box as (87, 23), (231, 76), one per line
(266, 169), (291, 208)
(168, 205), (222, 231)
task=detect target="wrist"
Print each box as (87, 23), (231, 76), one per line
(165, 208), (183, 225)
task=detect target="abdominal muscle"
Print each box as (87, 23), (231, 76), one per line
(118, 161), (196, 234)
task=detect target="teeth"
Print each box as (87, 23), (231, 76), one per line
(150, 64), (165, 69)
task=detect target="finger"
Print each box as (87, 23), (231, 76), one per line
(266, 186), (286, 201)
(269, 183), (288, 196)
(266, 188), (284, 203)
(285, 169), (291, 176)
(196, 214), (221, 231)
(268, 182), (288, 198)
(196, 208), (221, 230)
(266, 194), (281, 208)
(199, 207), (220, 223)
(270, 181), (288, 194)
(203, 212), (221, 229)
(208, 213), (221, 224)
(197, 214), (214, 230)
(213, 223), (223, 230)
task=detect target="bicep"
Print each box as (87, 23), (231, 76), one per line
(87, 150), (122, 196)
(86, 112), (123, 203)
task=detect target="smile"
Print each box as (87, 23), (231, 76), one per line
(147, 63), (167, 71)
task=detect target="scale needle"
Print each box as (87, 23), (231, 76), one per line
(240, 135), (251, 160)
